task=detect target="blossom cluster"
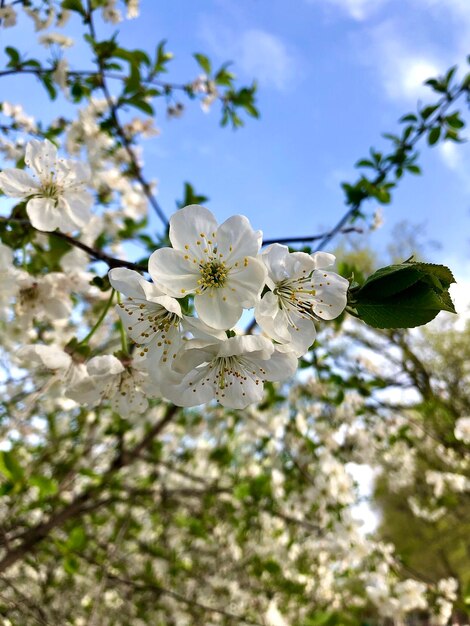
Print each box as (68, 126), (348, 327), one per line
(107, 204), (349, 409)
(0, 138), (348, 412)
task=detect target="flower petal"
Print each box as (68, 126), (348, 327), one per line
(148, 247), (199, 297)
(194, 288), (243, 329)
(60, 189), (93, 226)
(312, 270), (349, 320)
(216, 214), (262, 262)
(218, 374), (263, 409)
(18, 344), (72, 371)
(168, 204), (218, 256)
(228, 257), (267, 307)
(25, 138), (57, 179)
(0, 169), (39, 197)
(163, 364), (216, 407)
(26, 197), (60, 232)
(256, 346), (297, 382)
(260, 243), (290, 285)
(87, 355), (124, 377)
(255, 291), (292, 344)
(108, 268), (152, 299)
(311, 251), (336, 269)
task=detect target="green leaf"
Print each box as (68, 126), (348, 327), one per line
(428, 126), (441, 145)
(0, 450), (24, 483)
(67, 526), (87, 551)
(30, 475), (59, 497)
(351, 262), (456, 328)
(194, 53), (212, 75)
(5, 46), (20, 66)
(420, 104), (439, 119)
(177, 182), (209, 209)
(355, 264), (423, 299)
(61, 0), (86, 16)
(412, 262), (455, 289)
(355, 283), (450, 328)
(446, 113), (465, 129)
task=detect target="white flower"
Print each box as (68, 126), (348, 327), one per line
(18, 344), (86, 388)
(163, 335), (297, 409)
(2, 101), (36, 133)
(148, 205), (267, 329)
(0, 6), (17, 27)
(265, 599), (289, 626)
(126, 0), (140, 18)
(0, 139), (93, 232)
(0, 242), (20, 318)
(52, 58), (70, 98)
(102, 0), (122, 23)
(23, 6), (55, 31)
(454, 416), (470, 444)
(16, 272), (72, 323)
(108, 268), (184, 370)
(39, 32), (74, 48)
(67, 355), (149, 417)
(255, 244), (348, 356)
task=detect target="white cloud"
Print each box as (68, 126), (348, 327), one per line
(237, 29), (296, 91)
(361, 20), (443, 101)
(439, 142), (461, 171)
(199, 21), (299, 91)
(308, 0), (388, 21)
(438, 141), (470, 193)
(312, 0), (469, 104)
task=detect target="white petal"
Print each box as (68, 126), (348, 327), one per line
(255, 291), (292, 344)
(257, 346), (297, 382)
(312, 271), (348, 320)
(228, 257), (267, 307)
(148, 247), (199, 297)
(311, 251), (336, 269)
(285, 315), (317, 357)
(0, 169), (39, 197)
(218, 334), (274, 360)
(168, 204), (218, 256)
(194, 289), (243, 330)
(215, 214), (262, 262)
(25, 138), (57, 179)
(261, 243), (290, 284)
(284, 251), (315, 278)
(171, 339), (220, 375)
(60, 189), (93, 226)
(219, 374), (263, 409)
(109, 268), (152, 299)
(162, 364), (215, 407)
(18, 344), (72, 371)
(26, 197), (60, 232)
(66, 378), (103, 406)
(182, 315), (226, 341)
(87, 355), (124, 377)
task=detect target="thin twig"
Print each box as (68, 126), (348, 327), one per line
(86, 3), (168, 227)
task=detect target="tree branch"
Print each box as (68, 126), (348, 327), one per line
(0, 404), (178, 574)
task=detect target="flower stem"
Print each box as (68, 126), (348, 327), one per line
(79, 289), (115, 346)
(116, 292), (128, 354)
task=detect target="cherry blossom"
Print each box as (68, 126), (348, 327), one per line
(148, 205), (267, 329)
(162, 334), (297, 409)
(255, 244), (349, 356)
(0, 139), (92, 232)
(108, 268), (184, 370)
(67, 355), (149, 417)
(18, 344), (86, 389)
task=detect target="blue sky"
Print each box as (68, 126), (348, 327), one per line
(1, 0), (469, 269)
